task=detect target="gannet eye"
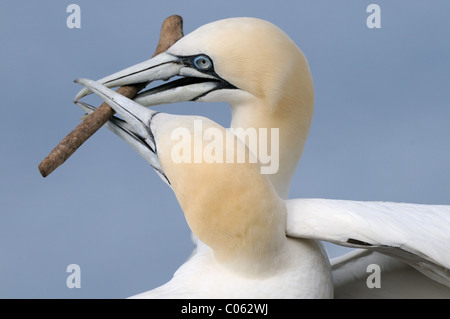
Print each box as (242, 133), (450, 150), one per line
(193, 55), (213, 71)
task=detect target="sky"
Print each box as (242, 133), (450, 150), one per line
(0, 1), (449, 298)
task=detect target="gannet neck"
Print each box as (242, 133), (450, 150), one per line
(156, 117), (288, 275)
(229, 97), (313, 199)
(228, 53), (314, 199)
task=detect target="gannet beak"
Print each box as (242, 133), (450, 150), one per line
(74, 52), (237, 106)
(75, 78), (156, 148)
(74, 53), (180, 101)
(74, 78), (170, 185)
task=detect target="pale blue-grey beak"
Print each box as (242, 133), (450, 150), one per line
(74, 52), (236, 107)
(74, 78), (170, 185)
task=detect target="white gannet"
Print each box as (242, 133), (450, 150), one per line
(74, 18), (450, 298)
(75, 79), (333, 298)
(75, 17), (313, 200)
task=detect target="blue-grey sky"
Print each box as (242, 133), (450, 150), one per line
(0, 1), (449, 298)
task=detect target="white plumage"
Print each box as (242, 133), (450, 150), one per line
(74, 18), (450, 298)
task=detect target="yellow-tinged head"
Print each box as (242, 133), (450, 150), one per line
(169, 17), (314, 115)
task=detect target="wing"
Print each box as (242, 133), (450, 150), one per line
(330, 249), (450, 298)
(285, 198), (450, 290)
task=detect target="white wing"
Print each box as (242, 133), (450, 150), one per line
(285, 198), (450, 296)
(330, 249), (450, 298)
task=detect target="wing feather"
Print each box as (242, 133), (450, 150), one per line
(286, 198), (450, 289)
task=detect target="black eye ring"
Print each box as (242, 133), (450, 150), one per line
(193, 55), (213, 71)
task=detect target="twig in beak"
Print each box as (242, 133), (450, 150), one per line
(38, 15), (184, 178)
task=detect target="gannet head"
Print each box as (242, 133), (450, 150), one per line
(74, 17), (314, 198)
(75, 17), (312, 107)
(75, 78), (288, 275)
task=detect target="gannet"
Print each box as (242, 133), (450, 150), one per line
(75, 79), (333, 298)
(75, 17), (313, 199)
(74, 18), (450, 298)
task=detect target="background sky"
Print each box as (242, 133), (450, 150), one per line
(0, 1), (449, 298)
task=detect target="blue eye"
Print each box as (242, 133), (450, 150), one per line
(193, 55), (213, 71)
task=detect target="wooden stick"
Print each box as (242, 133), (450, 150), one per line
(38, 15), (184, 178)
